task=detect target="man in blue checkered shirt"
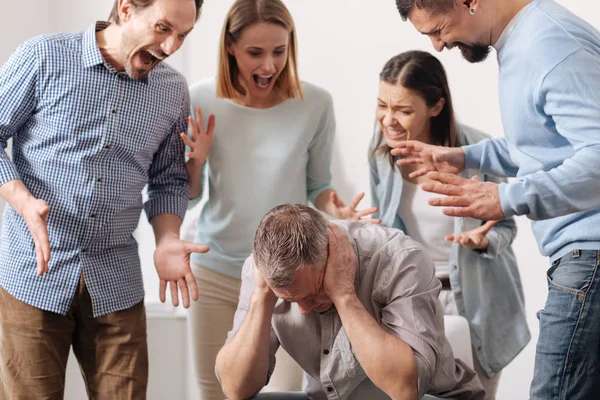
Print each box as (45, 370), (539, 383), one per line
(0, 0), (207, 398)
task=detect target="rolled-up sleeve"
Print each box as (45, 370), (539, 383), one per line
(306, 92), (335, 205)
(144, 92), (191, 221)
(0, 40), (38, 186)
(375, 247), (441, 398)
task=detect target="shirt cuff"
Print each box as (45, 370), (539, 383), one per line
(498, 181), (529, 219)
(463, 143), (485, 170)
(144, 195), (188, 222)
(0, 157), (21, 187)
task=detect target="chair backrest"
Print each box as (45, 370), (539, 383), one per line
(442, 314), (474, 368)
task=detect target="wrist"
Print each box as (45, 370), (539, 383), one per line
(186, 157), (206, 171)
(251, 290), (278, 309)
(330, 290), (357, 310)
(474, 236), (490, 251)
(156, 232), (179, 247)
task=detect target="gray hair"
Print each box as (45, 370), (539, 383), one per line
(395, 0), (455, 21)
(253, 204), (329, 289)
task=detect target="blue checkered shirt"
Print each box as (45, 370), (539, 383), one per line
(0, 22), (190, 317)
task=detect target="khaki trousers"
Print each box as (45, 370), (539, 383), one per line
(0, 274), (148, 400)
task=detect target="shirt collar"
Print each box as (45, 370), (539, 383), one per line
(82, 21), (109, 68)
(82, 21), (150, 85)
(493, 2), (533, 52)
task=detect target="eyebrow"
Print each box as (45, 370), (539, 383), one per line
(246, 45), (288, 50)
(377, 98), (412, 108)
(158, 19), (194, 35)
(419, 27), (441, 36)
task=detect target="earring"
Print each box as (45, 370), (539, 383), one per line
(470, 8), (476, 15)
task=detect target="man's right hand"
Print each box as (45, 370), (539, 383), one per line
(390, 141), (466, 178)
(20, 197), (51, 276)
(252, 263), (278, 305)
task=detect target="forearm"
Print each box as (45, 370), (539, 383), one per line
(335, 295), (418, 400)
(315, 189), (338, 217)
(150, 213), (182, 245)
(216, 294), (277, 400)
(0, 179), (35, 215)
(464, 138), (518, 178)
(185, 159), (204, 200)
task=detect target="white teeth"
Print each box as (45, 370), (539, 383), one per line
(258, 74), (274, 79)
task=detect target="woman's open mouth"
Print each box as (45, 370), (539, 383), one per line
(253, 74), (274, 89)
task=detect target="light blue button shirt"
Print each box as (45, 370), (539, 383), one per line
(0, 22), (190, 317)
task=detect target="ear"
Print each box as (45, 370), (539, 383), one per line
(429, 97), (446, 117)
(226, 38), (235, 57)
(118, 0), (133, 23)
(462, 0), (479, 13)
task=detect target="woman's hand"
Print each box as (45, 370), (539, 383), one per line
(180, 106), (215, 168)
(445, 220), (497, 251)
(329, 192), (381, 224)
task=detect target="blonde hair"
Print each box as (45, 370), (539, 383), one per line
(216, 0), (304, 100)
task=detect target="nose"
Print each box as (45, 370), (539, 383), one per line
(296, 299), (314, 315)
(382, 109), (394, 127)
(161, 36), (183, 57)
(262, 55), (276, 74)
(430, 36), (446, 52)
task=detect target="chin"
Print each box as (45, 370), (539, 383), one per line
(385, 137), (402, 148)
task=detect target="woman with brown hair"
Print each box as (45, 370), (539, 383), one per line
(369, 51), (530, 399)
(182, 1), (377, 398)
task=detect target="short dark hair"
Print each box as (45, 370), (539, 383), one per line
(108, 0), (204, 24)
(371, 51), (458, 164)
(395, 0), (455, 20)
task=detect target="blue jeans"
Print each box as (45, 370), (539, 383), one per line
(530, 249), (600, 399)
(252, 392), (309, 399)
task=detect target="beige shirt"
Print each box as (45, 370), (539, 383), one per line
(228, 222), (484, 400)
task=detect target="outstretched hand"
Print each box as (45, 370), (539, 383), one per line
(330, 192), (381, 224)
(390, 141), (465, 178)
(445, 220), (497, 251)
(180, 106), (215, 166)
(154, 236), (210, 308)
(421, 173), (505, 221)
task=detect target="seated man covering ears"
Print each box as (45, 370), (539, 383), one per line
(216, 204), (484, 400)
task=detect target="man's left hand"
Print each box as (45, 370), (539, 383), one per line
(154, 235), (209, 308)
(421, 172), (505, 221)
(323, 224), (357, 304)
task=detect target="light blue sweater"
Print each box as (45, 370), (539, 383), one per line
(464, 0), (600, 260)
(188, 78), (335, 279)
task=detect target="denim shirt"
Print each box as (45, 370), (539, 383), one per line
(368, 124), (531, 376)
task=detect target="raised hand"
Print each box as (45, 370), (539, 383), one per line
(154, 235), (209, 308)
(422, 173), (505, 221)
(390, 140), (465, 178)
(252, 262), (278, 305)
(445, 220), (498, 251)
(330, 192), (381, 224)
(180, 106), (215, 167)
(323, 224), (358, 304)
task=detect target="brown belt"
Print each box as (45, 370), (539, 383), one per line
(438, 276), (452, 291)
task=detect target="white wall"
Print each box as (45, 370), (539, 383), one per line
(1, 1), (598, 399)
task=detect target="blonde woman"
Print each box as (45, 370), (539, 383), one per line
(181, 0), (377, 398)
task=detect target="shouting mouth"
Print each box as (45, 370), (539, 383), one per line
(253, 74), (274, 89)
